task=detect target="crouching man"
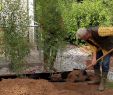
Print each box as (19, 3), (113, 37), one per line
(76, 27), (113, 91)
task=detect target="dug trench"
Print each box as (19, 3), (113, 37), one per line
(0, 69), (113, 95)
(0, 69), (90, 82)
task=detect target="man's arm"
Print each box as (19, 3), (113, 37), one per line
(98, 27), (113, 37)
(87, 43), (97, 68)
(91, 51), (97, 65)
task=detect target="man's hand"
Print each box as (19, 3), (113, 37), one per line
(86, 59), (97, 69)
(91, 51), (97, 65)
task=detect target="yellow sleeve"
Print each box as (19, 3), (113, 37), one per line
(98, 27), (113, 37)
(87, 43), (97, 54)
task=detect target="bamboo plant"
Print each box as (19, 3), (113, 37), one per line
(35, 0), (66, 71)
(0, 0), (30, 73)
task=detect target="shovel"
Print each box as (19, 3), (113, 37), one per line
(86, 48), (113, 69)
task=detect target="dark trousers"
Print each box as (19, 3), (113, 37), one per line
(94, 50), (111, 73)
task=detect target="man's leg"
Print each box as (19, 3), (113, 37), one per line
(88, 50), (103, 84)
(98, 54), (111, 91)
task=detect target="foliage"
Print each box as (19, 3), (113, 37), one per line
(35, 0), (66, 71)
(34, 0), (113, 70)
(0, 4), (1, 11)
(59, 0), (113, 44)
(0, 0), (29, 73)
(106, 82), (113, 89)
(102, 0), (113, 25)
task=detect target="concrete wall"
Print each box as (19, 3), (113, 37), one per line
(28, 0), (35, 45)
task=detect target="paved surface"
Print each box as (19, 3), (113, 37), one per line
(0, 45), (113, 81)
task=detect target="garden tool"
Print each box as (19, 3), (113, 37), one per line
(86, 49), (113, 90)
(86, 48), (113, 69)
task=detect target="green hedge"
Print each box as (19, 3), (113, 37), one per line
(60, 0), (113, 44)
(35, 0), (113, 45)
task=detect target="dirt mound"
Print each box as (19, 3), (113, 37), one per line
(0, 78), (113, 95)
(0, 79), (56, 95)
(66, 69), (88, 82)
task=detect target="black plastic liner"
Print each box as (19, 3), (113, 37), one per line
(0, 71), (71, 81)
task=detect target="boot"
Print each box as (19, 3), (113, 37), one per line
(98, 72), (108, 91)
(88, 69), (101, 84)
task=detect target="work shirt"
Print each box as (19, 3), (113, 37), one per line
(88, 27), (113, 55)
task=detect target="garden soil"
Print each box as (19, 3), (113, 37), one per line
(0, 78), (113, 95)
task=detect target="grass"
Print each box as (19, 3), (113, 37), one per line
(106, 81), (113, 89)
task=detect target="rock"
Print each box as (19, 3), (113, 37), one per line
(50, 73), (63, 82)
(54, 47), (90, 72)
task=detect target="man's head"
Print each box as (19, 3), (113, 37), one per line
(76, 28), (91, 40)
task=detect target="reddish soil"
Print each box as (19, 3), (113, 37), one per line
(0, 78), (113, 95)
(0, 79), (56, 95)
(66, 69), (88, 82)
(53, 82), (113, 95)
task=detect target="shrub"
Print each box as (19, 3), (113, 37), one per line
(60, 0), (112, 44)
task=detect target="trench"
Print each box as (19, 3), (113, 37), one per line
(0, 71), (71, 81)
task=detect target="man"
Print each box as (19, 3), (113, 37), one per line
(76, 27), (113, 91)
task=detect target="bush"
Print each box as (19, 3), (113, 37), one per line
(60, 0), (112, 44)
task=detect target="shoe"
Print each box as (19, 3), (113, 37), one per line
(98, 72), (108, 91)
